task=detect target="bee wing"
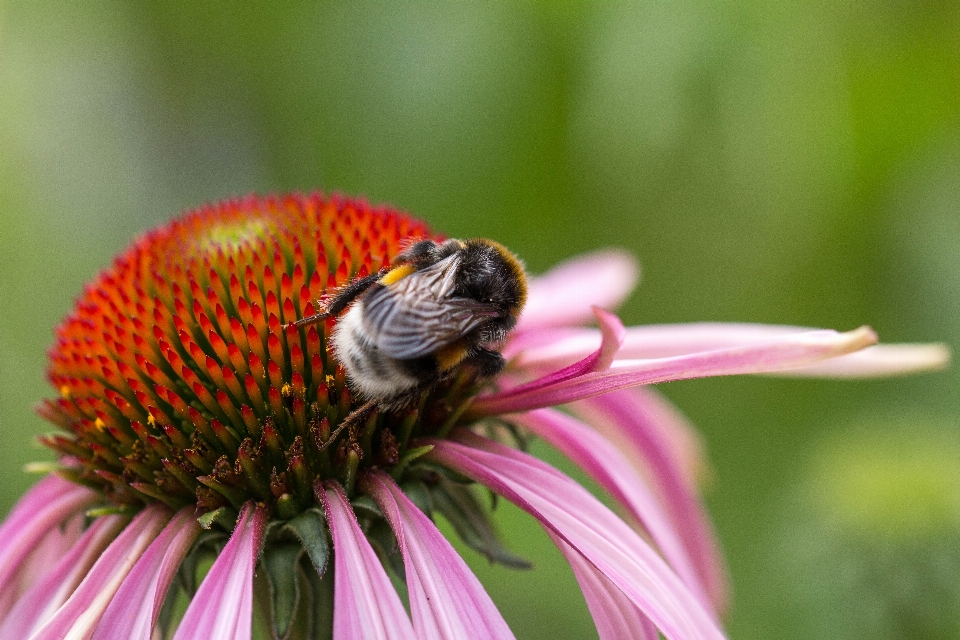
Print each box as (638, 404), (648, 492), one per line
(361, 254), (500, 359)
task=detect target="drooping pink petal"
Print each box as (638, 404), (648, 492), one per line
(29, 504), (171, 640)
(517, 250), (639, 330)
(500, 308), (626, 398)
(551, 533), (659, 640)
(172, 501), (267, 640)
(476, 326), (878, 415)
(572, 388), (729, 613)
(0, 476), (98, 620)
(512, 323), (948, 378)
(93, 507), (200, 640)
(513, 408), (712, 613)
(0, 516), (125, 638)
(426, 433), (727, 640)
(361, 471), (515, 640)
(319, 482), (416, 640)
(591, 307), (626, 371)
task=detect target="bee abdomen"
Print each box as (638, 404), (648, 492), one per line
(331, 305), (423, 402)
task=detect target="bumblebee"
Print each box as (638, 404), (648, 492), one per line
(289, 238), (527, 425)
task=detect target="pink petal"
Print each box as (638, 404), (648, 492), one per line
(29, 504), (171, 640)
(172, 501), (267, 640)
(518, 250), (639, 330)
(499, 308), (626, 399)
(592, 307), (626, 371)
(0, 475), (79, 536)
(361, 471), (515, 640)
(513, 323), (948, 378)
(572, 388), (730, 614)
(0, 476), (98, 620)
(426, 434), (727, 640)
(772, 343), (950, 377)
(513, 408), (713, 613)
(552, 533), (659, 640)
(319, 482), (416, 640)
(0, 516), (125, 638)
(513, 323), (811, 368)
(501, 326), (586, 361)
(93, 507), (200, 640)
(14, 516), (85, 609)
(476, 326), (878, 414)
(12, 513), (84, 616)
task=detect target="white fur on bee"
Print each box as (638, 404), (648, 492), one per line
(330, 304), (421, 402)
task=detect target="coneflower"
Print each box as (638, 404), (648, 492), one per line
(0, 193), (947, 639)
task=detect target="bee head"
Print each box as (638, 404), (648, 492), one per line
(456, 239), (528, 328)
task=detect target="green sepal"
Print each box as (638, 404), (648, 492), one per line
(390, 444), (434, 480)
(365, 519), (400, 564)
(366, 519), (407, 605)
(305, 564), (334, 640)
(197, 506), (238, 531)
(263, 543), (303, 640)
(478, 420), (530, 452)
(431, 476), (532, 569)
(281, 508), (330, 577)
(85, 504), (138, 518)
(177, 530), (225, 596)
(155, 576), (182, 638)
(284, 568), (314, 640)
(487, 487), (500, 511)
(424, 463), (474, 485)
(400, 480), (432, 518)
(349, 495), (383, 520)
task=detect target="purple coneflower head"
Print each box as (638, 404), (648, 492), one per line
(0, 193), (947, 640)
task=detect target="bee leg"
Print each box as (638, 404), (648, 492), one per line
(285, 270), (383, 329)
(317, 399), (380, 451)
(463, 348), (506, 378)
(286, 311), (331, 330)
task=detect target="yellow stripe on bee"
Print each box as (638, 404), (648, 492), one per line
(435, 342), (470, 372)
(379, 264), (416, 285)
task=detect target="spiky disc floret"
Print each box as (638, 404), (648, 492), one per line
(38, 193), (455, 517)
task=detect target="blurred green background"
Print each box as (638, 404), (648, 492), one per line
(1, 2), (958, 638)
